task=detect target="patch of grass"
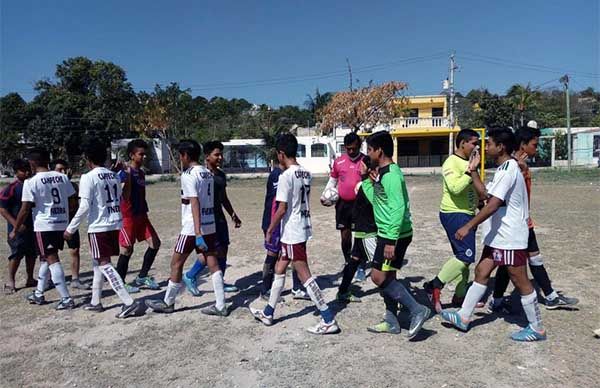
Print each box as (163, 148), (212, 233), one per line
(531, 167), (600, 184)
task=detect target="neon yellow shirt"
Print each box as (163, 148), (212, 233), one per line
(440, 154), (477, 215)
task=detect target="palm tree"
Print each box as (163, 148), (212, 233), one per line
(507, 83), (539, 127)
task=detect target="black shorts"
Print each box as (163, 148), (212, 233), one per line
(335, 199), (355, 230)
(66, 230), (81, 250)
(34, 231), (65, 259)
(7, 232), (36, 260)
(372, 236), (412, 272)
(527, 228), (539, 253)
(350, 236), (377, 262)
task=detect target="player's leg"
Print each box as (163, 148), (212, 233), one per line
(24, 253), (37, 287)
(134, 220), (161, 290)
(489, 265), (512, 313)
(250, 247), (292, 325)
(507, 257), (546, 341)
(69, 231), (89, 290)
(200, 235), (229, 316)
(260, 249), (278, 299)
(336, 237), (365, 303)
(336, 200), (353, 268)
(5, 254), (22, 293)
(38, 232), (73, 309)
(116, 218), (140, 293)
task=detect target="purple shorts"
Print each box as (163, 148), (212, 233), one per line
(263, 227), (281, 254)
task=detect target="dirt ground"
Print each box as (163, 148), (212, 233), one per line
(1, 172), (599, 388)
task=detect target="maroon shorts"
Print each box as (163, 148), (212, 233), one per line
(35, 231), (65, 259)
(119, 215), (157, 247)
(280, 242), (308, 262)
(89, 231), (120, 259)
(173, 234), (217, 255)
(482, 245), (528, 267)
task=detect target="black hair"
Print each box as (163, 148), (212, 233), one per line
(515, 126), (541, 146)
(275, 133), (298, 158)
(178, 139), (202, 161)
(366, 131), (394, 157)
(50, 159), (69, 170)
(344, 132), (361, 146)
(27, 148), (50, 165)
(455, 129), (480, 148)
(11, 159), (29, 173)
(127, 139), (148, 156)
(203, 140), (224, 156)
(83, 139), (108, 166)
(487, 127), (517, 154)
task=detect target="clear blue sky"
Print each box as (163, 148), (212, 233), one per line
(1, 0), (598, 106)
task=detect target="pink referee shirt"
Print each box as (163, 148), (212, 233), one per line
(330, 153), (364, 202)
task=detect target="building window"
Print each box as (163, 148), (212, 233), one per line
(409, 108), (419, 117)
(432, 107), (444, 117)
(297, 144), (306, 157)
(398, 140), (419, 156)
(311, 143), (327, 157)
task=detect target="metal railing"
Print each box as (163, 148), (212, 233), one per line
(392, 117), (449, 128)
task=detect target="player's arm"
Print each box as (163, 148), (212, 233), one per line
(189, 197), (202, 237)
(382, 171), (405, 239)
(120, 167), (132, 200)
(65, 175), (90, 238)
(455, 196), (503, 240)
(321, 162), (338, 202)
(266, 172), (290, 242)
(443, 161), (473, 195)
(0, 191), (18, 229)
(9, 202), (33, 239)
(221, 189), (241, 227)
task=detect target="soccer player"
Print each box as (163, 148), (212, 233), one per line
(146, 140), (228, 316)
(10, 148), (76, 310)
(423, 129), (486, 313)
(441, 127), (547, 342)
(489, 126), (578, 311)
(322, 132), (366, 281)
(52, 159), (90, 290)
(250, 133), (340, 334)
(115, 139), (161, 292)
(361, 132), (430, 337)
(64, 141), (140, 318)
(1, 159), (36, 293)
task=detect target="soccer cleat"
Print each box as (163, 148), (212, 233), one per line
(82, 303), (105, 312)
(70, 279), (91, 290)
(510, 325), (547, 342)
(55, 297), (75, 310)
(367, 320), (400, 334)
(145, 299), (174, 313)
(201, 304), (229, 317)
(249, 306), (273, 326)
(407, 306), (430, 339)
(183, 273), (202, 297)
(134, 276), (160, 290)
(124, 284), (140, 294)
(27, 292), (46, 305)
(307, 319), (341, 335)
(487, 298), (512, 314)
(336, 291), (361, 303)
(223, 283), (239, 293)
(424, 281), (442, 313)
(291, 289), (311, 300)
(440, 309), (470, 331)
(354, 268), (367, 283)
(116, 300), (141, 318)
(545, 293), (579, 310)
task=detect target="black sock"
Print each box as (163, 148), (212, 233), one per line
(493, 266), (510, 299)
(339, 259), (360, 295)
(382, 278), (419, 313)
(262, 255), (276, 294)
(292, 269), (305, 291)
(431, 276), (444, 290)
(116, 254), (131, 281)
(529, 264), (554, 297)
(139, 247), (159, 278)
(383, 293), (398, 316)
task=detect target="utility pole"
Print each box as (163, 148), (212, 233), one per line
(448, 52), (458, 128)
(560, 74), (571, 171)
(346, 58), (353, 92)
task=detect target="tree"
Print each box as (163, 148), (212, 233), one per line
(506, 83), (540, 127)
(0, 93), (29, 164)
(304, 88), (333, 125)
(319, 81), (407, 133)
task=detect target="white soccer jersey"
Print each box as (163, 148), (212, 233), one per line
(76, 167), (123, 233)
(180, 165), (216, 236)
(480, 159), (529, 250)
(21, 171), (76, 232)
(275, 164), (312, 244)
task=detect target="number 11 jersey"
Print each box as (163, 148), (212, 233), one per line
(78, 167), (123, 232)
(22, 171), (76, 232)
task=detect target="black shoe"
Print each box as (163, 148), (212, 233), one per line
(116, 300), (141, 318)
(55, 297), (75, 310)
(144, 299), (174, 314)
(83, 303), (105, 312)
(545, 293), (579, 310)
(27, 292), (46, 305)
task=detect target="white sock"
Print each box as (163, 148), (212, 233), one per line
(35, 261), (50, 296)
(49, 262), (70, 300)
(303, 277), (328, 312)
(546, 290), (559, 301)
(268, 274), (286, 311)
(164, 280), (183, 306)
(99, 264), (133, 306)
(521, 291), (544, 332)
(458, 281), (487, 320)
(91, 260), (103, 305)
(211, 271), (225, 310)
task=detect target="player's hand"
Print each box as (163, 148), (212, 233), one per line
(468, 149), (481, 171)
(8, 230), (16, 240)
(63, 231), (72, 241)
(369, 169), (379, 182)
(265, 229), (272, 245)
(320, 196), (327, 206)
(195, 235), (208, 252)
(384, 244), (395, 260)
(17, 224), (26, 233)
(455, 226), (470, 241)
(359, 160), (368, 176)
(514, 150), (529, 170)
(232, 214), (242, 228)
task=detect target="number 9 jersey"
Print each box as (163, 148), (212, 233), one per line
(78, 167), (123, 232)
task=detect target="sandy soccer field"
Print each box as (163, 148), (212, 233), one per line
(1, 172), (599, 388)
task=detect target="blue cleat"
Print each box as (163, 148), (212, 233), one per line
(511, 325), (547, 342)
(183, 273), (201, 297)
(440, 309), (470, 331)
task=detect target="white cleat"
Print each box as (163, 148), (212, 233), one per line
(307, 319), (341, 335)
(249, 306), (273, 326)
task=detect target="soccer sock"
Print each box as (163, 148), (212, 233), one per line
(458, 281), (487, 320)
(454, 263), (471, 298)
(91, 260), (103, 305)
(521, 291), (544, 331)
(49, 262), (70, 300)
(138, 247), (159, 278)
(438, 257), (469, 285)
(339, 259), (361, 295)
(304, 277), (334, 324)
(164, 280), (183, 306)
(186, 258), (205, 279)
(99, 264), (133, 306)
(382, 279), (419, 314)
(383, 294), (400, 327)
(116, 254), (131, 281)
(217, 257), (227, 276)
(35, 261), (50, 296)
(265, 273), (285, 317)
(529, 258), (554, 298)
(493, 265), (511, 299)
(211, 271), (225, 310)
(261, 255), (276, 294)
(292, 269), (305, 292)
